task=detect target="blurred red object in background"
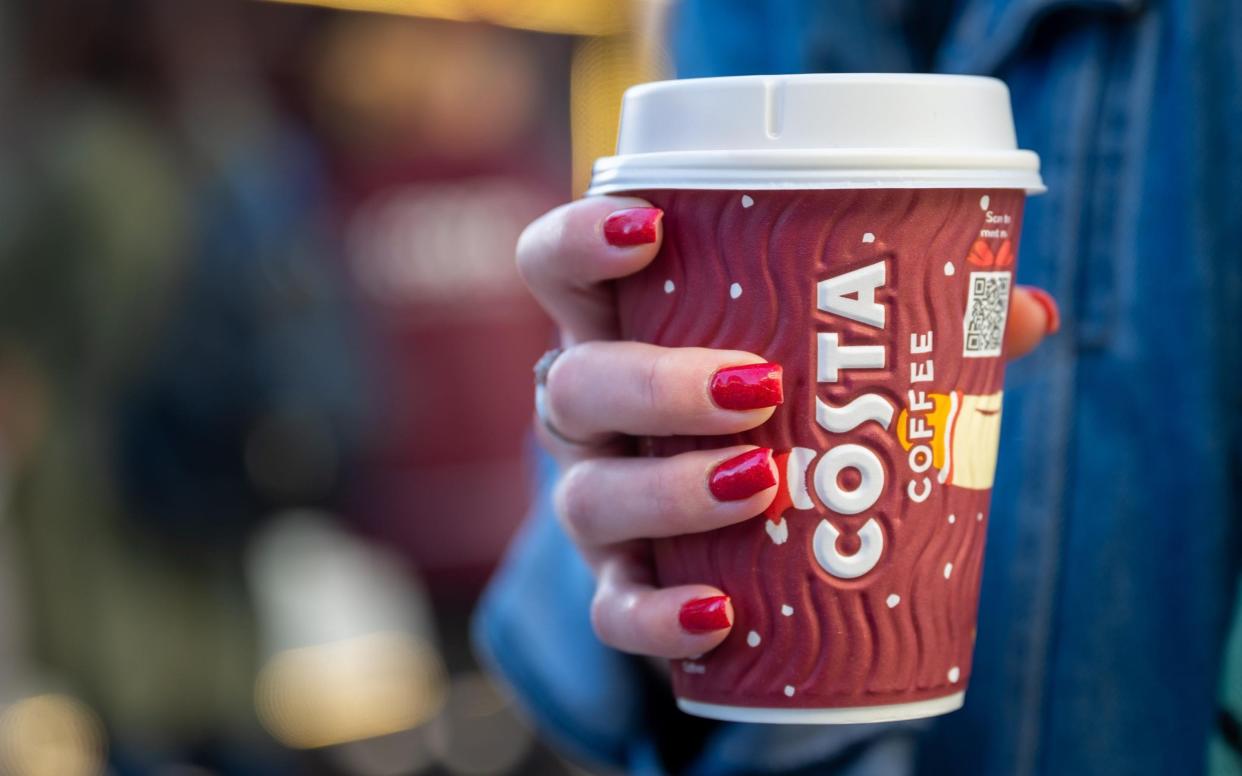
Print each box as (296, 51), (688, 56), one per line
(311, 16), (562, 585)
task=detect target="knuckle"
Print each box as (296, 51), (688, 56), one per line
(647, 461), (684, 527)
(543, 346), (586, 431)
(590, 580), (638, 652)
(554, 461), (597, 542)
(514, 221), (541, 285)
(641, 349), (680, 414)
(514, 207), (565, 287)
(588, 587), (615, 646)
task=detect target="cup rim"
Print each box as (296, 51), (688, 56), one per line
(588, 148), (1045, 195)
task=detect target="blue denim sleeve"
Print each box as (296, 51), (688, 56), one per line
(471, 448), (647, 771)
(469, 446), (645, 769)
(480, 1), (1242, 773)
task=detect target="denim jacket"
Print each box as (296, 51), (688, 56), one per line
(475, 1), (1242, 773)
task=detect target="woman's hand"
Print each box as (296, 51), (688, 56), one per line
(516, 195), (1058, 661)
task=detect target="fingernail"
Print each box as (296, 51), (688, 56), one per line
(709, 448), (776, 501)
(1022, 286), (1061, 335)
(710, 363), (783, 410)
(603, 207), (662, 247)
(679, 595), (731, 633)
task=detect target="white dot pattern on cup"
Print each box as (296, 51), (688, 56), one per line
(764, 516), (789, 545)
(977, 512), (984, 521)
(741, 194), (754, 208)
(784, 685), (796, 697)
(616, 179), (1012, 708)
(948, 666), (961, 683)
(664, 279), (675, 294)
(944, 261), (956, 276)
(979, 195), (990, 210)
(683, 661), (706, 674)
(730, 282), (743, 299)
(862, 232), (875, 243)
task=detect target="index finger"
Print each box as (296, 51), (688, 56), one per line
(516, 196), (663, 344)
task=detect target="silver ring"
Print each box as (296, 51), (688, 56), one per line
(533, 348), (593, 446)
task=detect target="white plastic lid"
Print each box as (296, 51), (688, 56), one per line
(588, 74), (1044, 194)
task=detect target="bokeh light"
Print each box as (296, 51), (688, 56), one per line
(328, 726), (436, 776)
(255, 632), (448, 750)
(0, 694), (106, 776)
(268, 0), (628, 36)
(2, 0), (666, 772)
(427, 673), (533, 776)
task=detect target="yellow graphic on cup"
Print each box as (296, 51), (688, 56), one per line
(896, 391), (1003, 490)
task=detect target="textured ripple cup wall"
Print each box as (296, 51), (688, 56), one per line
(591, 75), (1043, 724)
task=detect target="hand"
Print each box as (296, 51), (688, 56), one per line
(516, 196), (1058, 660)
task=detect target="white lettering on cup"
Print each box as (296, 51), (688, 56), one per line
(817, 334), (885, 382)
(787, 447), (817, 510)
(908, 444), (933, 473)
(910, 331), (933, 354)
(908, 389), (933, 412)
(810, 261), (893, 580)
(815, 394), (895, 433)
(908, 415), (933, 440)
(816, 261), (886, 328)
(813, 444), (884, 516)
(911, 359), (934, 383)
(813, 517), (884, 579)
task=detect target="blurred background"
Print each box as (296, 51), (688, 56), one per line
(0, 1), (667, 773)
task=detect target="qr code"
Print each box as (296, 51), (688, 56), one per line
(962, 271), (1012, 358)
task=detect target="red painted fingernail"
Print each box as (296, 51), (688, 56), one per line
(1022, 286), (1061, 335)
(679, 595), (731, 633)
(603, 207), (662, 247)
(710, 363), (783, 410)
(709, 448), (776, 501)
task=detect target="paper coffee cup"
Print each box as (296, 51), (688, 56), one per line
(590, 74), (1043, 724)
